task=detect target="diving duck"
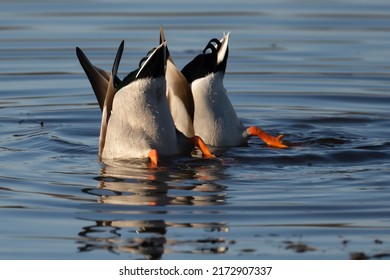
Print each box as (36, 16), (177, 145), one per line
(76, 41), (214, 166)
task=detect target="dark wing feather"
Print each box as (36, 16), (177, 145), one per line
(76, 47), (109, 111)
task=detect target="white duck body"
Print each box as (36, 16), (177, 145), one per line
(76, 41), (187, 162)
(191, 71), (246, 147)
(102, 76), (179, 160)
(182, 33), (247, 147)
(182, 33), (287, 149)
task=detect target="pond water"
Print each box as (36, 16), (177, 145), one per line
(1, 0), (390, 260)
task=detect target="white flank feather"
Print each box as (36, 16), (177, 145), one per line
(102, 77), (179, 159)
(192, 72), (245, 147)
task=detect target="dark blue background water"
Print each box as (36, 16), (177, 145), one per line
(1, 0), (389, 259)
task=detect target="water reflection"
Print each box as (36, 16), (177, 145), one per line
(78, 159), (229, 259)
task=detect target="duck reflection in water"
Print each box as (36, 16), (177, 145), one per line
(78, 160), (230, 259)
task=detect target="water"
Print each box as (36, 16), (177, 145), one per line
(1, 0), (390, 260)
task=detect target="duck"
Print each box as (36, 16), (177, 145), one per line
(76, 41), (214, 166)
(180, 33), (288, 148)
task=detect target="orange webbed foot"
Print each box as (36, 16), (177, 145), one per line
(247, 126), (288, 149)
(191, 136), (216, 158)
(148, 149), (159, 168)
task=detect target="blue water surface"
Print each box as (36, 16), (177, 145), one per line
(0, 0), (390, 259)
